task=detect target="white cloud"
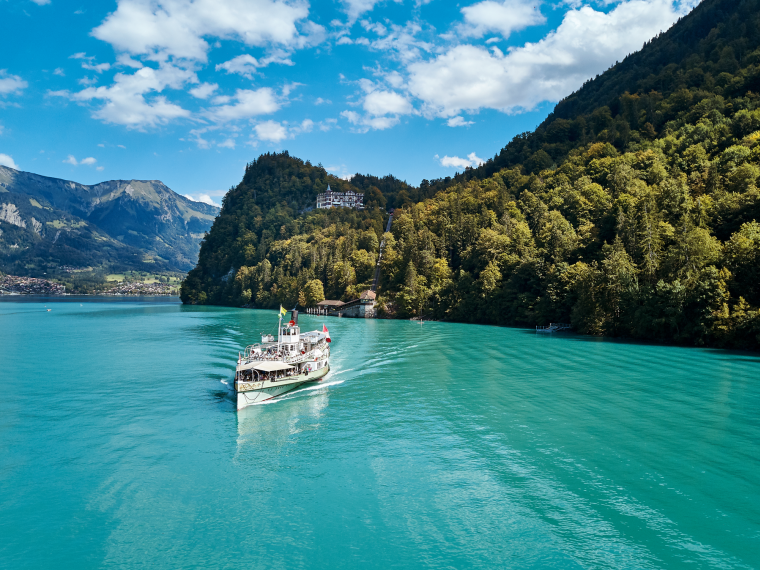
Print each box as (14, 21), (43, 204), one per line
(70, 52), (111, 73)
(341, 0), (384, 23)
(0, 153), (18, 169)
(216, 51), (295, 78)
(458, 0), (545, 39)
(363, 90), (412, 115)
(57, 64), (193, 128)
(96, 166), (105, 171)
(185, 193), (221, 206)
(62, 155), (98, 166)
(361, 19), (387, 35)
(207, 88), (280, 122)
(53, 68), (65, 76)
(437, 152), (485, 169)
(247, 118), (315, 143)
(254, 120), (289, 142)
(447, 116), (473, 127)
(408, 0), (693, 117)
(342, 110), (399, 131)
(189, 82), (218, 99)
(314, 97), (331, 105)
(116, 54), (143, 68)
(92, 0), (320, 62)
(30, 0), (51, 5)
(83, 62), (111, 73)
(218, 138), (236, 148)
(216, 54), (260, 78)
(369, 21), (433, 63)
(0, 71), (27, 96)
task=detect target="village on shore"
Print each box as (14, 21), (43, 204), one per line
(0, 274), (179, 296)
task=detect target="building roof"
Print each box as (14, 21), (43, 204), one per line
(360, 290), (376, 300)
(239, 361), (295, 372)
(316, 300), (345, 307)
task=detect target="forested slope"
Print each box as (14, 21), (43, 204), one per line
(182, 0), (760, 349)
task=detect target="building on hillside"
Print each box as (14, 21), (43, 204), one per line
(316, 185), (364, 210)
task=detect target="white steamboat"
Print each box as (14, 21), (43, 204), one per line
(234, 309), (331, 409)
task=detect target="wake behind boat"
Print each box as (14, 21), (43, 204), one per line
(234, 308), (331, 409)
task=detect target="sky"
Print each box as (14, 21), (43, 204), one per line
(0, 0), (700, 206)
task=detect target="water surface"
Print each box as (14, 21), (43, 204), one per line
(1, 298), (758, 569)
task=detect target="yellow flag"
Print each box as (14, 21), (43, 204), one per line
(280, 305), (287, 317)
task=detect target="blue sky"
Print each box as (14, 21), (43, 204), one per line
(0, 0), (698, 206)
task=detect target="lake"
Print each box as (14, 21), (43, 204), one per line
(1, 297), (758, 569)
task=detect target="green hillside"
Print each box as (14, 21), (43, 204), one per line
(182, 0), (760, 350)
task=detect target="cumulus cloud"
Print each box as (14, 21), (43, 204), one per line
(184, 193), (221, 206)
(408, 0), (694, 117)
(251, 118), (314, 143)
(437, 152), (485, 169)
(206, 88), (280, 122)
(458, 0), (545, 39)
(189, 82), (218, 99)
(447, 116), (473, 127)
(342, 110), (399, 131)
(54, 64), (194, 128)
(363, 90), (412, 115)
(0, 71), (27, 97)
(341, 0), (384, 23)
(215, 51), (295, 78)
(92, 0), (320, 62)
(0, 153), (19, 169)
(63, 155), (98, 166)
(254, 120), (289, 142)
(70, 52), (111, 73)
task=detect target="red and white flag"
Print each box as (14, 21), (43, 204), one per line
(323, 324), (331, 342)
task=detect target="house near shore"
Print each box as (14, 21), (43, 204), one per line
(309, 290), (376, 318)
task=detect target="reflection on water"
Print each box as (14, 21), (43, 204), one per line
(1, 300), (759, 570)
(235, 382), (333, 457)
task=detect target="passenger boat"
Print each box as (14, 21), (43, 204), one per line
(234, 308), (331, 409)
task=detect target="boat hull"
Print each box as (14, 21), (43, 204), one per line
(235, 364), (330, 410)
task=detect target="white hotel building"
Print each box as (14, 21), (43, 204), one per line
(316, 185), (364, 210)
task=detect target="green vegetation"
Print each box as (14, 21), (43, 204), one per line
(182, 0), (760, 350)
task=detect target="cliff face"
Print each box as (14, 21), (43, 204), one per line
(0, 166), (219, 273)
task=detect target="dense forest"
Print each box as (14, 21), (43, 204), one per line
(182, 0), (760, 350)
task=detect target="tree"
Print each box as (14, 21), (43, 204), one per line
(303, 279), (325, 306)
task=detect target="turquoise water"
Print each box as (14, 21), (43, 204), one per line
(1, 298), (758, 569)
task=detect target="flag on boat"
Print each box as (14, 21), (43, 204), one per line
(323, 324), (331, 342)
(279, 305), (287, 317)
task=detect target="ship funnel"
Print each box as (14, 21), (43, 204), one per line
(291, 309), (298, 325)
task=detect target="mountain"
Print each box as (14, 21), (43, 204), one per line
(181, 0), (760, 350)
(0, 166), (219, 274)
(424, 0), (760, 192)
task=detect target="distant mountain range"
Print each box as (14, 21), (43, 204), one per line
(0, 165), (219, 274)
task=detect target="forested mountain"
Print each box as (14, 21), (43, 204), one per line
(182, 0), (760, 350)
(0, 166), (218, 274)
